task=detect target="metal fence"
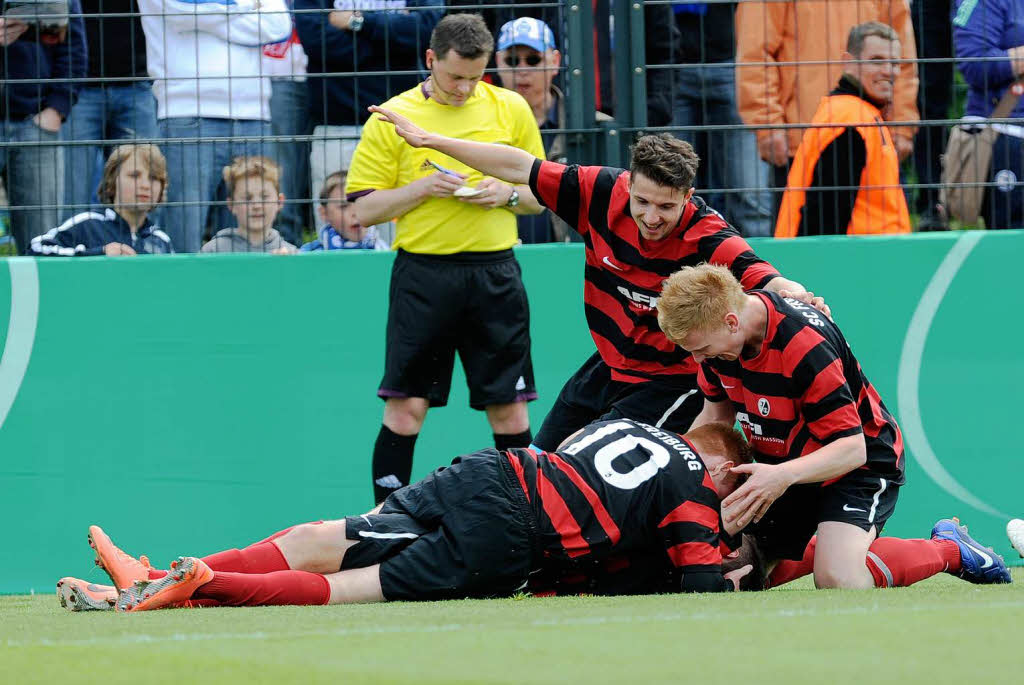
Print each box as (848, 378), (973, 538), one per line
(0, 0), (1020, 254)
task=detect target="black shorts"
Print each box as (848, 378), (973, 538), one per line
(378, 249), (537, 410)
(533, 351), (704, 450)
(751, 468), (901, 561)
(342, 449), (539, 601)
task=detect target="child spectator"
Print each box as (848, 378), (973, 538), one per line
(300, 171), (387, 251)
(202, 156), (298, 254)
(31, 143), (173, 256)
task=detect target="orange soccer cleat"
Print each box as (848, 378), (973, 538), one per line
(57, 577), (117, 612)
(88, 525), (154, 590)
(116, 557), (214, 613)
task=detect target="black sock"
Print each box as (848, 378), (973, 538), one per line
(372, 425), (418, 504)
(493, 429), (533, 452)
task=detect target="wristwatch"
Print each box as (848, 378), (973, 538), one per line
(348, 12), (364, 31)
(505, 188), (520, 209)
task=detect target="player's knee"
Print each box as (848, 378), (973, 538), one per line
(383, 399), (428, 434)
(278, 521), (346, 571)
(486, 402), (530, 433)
(813, 565), (873, 590)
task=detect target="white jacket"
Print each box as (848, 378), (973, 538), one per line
(139, 0), (292, 121)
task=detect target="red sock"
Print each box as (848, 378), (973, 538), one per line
(145, 521), (326, 580)
(864, 537), (962, 587)
(192, 570), (330, 607)
(767, 536), (817, 588)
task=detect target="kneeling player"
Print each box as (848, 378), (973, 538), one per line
(63, 420), (754, 611)
(656, 264), (1011, 589)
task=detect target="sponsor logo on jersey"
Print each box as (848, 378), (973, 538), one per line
(757, 397), (770, 417)
(616, 285), (658, 313)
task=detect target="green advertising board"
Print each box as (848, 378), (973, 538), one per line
(1, 231), (1021, 593)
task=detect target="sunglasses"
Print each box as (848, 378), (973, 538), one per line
(502, 54), (544, 68)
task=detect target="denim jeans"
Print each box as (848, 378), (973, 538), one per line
(270, 78), (311, 246)
(160, 117), (273, 253)
(673, 63), (773, 237)
(61, 83), (159, 221)
(0, 119), (63, 254)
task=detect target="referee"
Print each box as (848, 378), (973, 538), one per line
(347, 13), (547, 503)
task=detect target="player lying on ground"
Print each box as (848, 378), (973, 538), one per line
(362, 105), (829, 455)
(654, 264), (1011, 589)
(58, 420), (757, 612)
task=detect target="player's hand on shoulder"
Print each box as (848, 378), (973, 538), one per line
(368, 105), (432, 148)
(418, 171), (468, 199)
(779, 289), (832, 321)
(457, 178), (514, 209)
(721, 463), (795, 532)
(104, 242), (137, 256)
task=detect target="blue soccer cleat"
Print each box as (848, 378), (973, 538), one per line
(931, 518), (1012, 584)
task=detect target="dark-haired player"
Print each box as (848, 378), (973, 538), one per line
(656, 263), (1011, 589)
(366, 105), (828, 453)
(83, 420), (754, 611)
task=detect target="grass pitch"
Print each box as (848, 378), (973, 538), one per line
(3, 571), (1021, 684)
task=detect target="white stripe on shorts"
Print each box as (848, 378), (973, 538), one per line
(868, 478), (887, 524)
(358, 531), (420, 540)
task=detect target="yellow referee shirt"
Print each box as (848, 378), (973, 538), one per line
(346, 81), (546, 254)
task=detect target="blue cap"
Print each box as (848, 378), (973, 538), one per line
(496, 17), (556, 53)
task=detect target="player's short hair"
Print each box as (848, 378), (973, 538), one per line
(223, 156), (281, 198)
(98, 143), (168, 206)
(685, 423), (751, 465)
(430, 13), (494, 60)
(847, 21), (899, 57)
(319, 171), (349, 206)
(629, 134), (699, 191)
(657, 263), (745, 344)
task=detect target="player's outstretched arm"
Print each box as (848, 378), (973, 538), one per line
(369, 105), (538, 185)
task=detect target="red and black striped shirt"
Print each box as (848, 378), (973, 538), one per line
(506, 418), (729, 590)
(528, 159), (780, 383)
(698, 291), (905, 482)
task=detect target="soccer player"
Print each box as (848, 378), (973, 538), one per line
(72, 420), (754, 611)
(345, 14), (547, 503)
(364, 106), (827, 455)
(656, 264), (1011, 588)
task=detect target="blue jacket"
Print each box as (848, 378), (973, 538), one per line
(0, 0), (87, 121)
(293, 0), (442, 126)
(953, 0), (1024, 118)
(299, 224), (388, 251)
(30, 208), (175, 256)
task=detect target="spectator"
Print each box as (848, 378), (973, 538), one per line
(300, 170), (387, 251)
(911, 0), (953, 231)
(735, 0), (919, 212)
(775, 22), (912, 237)
(0, 2), (87, 254)
(952, 0), (1024, 229)
(670, 2), (772, 238)
(138, 0), (292, 253)
(493, 16), (583, 243)
(264, 4), (312, 245)
(294, 0), (442, 230)
(31, 143), (174, 256)
(201, 156), (298, 253)
(346, 14), (546, 503)
(61, 0), (158, 222)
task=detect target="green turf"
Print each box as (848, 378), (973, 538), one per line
(3, 571), (1022, 684)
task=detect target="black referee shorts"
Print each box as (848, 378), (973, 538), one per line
(533, 351), (704, 450)
(342, 449), (540, 601)
(751, 466), (901, 561)
(378, 249), (537, 410)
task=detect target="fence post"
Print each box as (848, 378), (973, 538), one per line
(565, 0), (597, 164)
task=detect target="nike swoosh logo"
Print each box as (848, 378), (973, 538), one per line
(360, 514), (372, 527)
(603, 256), (624, 271)
(842, 505), (866, 513)
(974, 545), (994, 568)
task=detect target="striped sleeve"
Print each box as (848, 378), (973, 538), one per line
(788, 331), (863, 442)
(528, 160), (616, 236)
(657, 472), (722, 572)
(698, 364), (726, 401)
(693, 221), (780, 289)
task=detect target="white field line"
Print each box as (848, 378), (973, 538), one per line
(5, 599), (1024, 649)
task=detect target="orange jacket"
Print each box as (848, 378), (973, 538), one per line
(736, 0), (919, 154)
(776, 88), (911, 237)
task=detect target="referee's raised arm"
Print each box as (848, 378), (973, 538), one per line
(368, 105), (539, 186)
